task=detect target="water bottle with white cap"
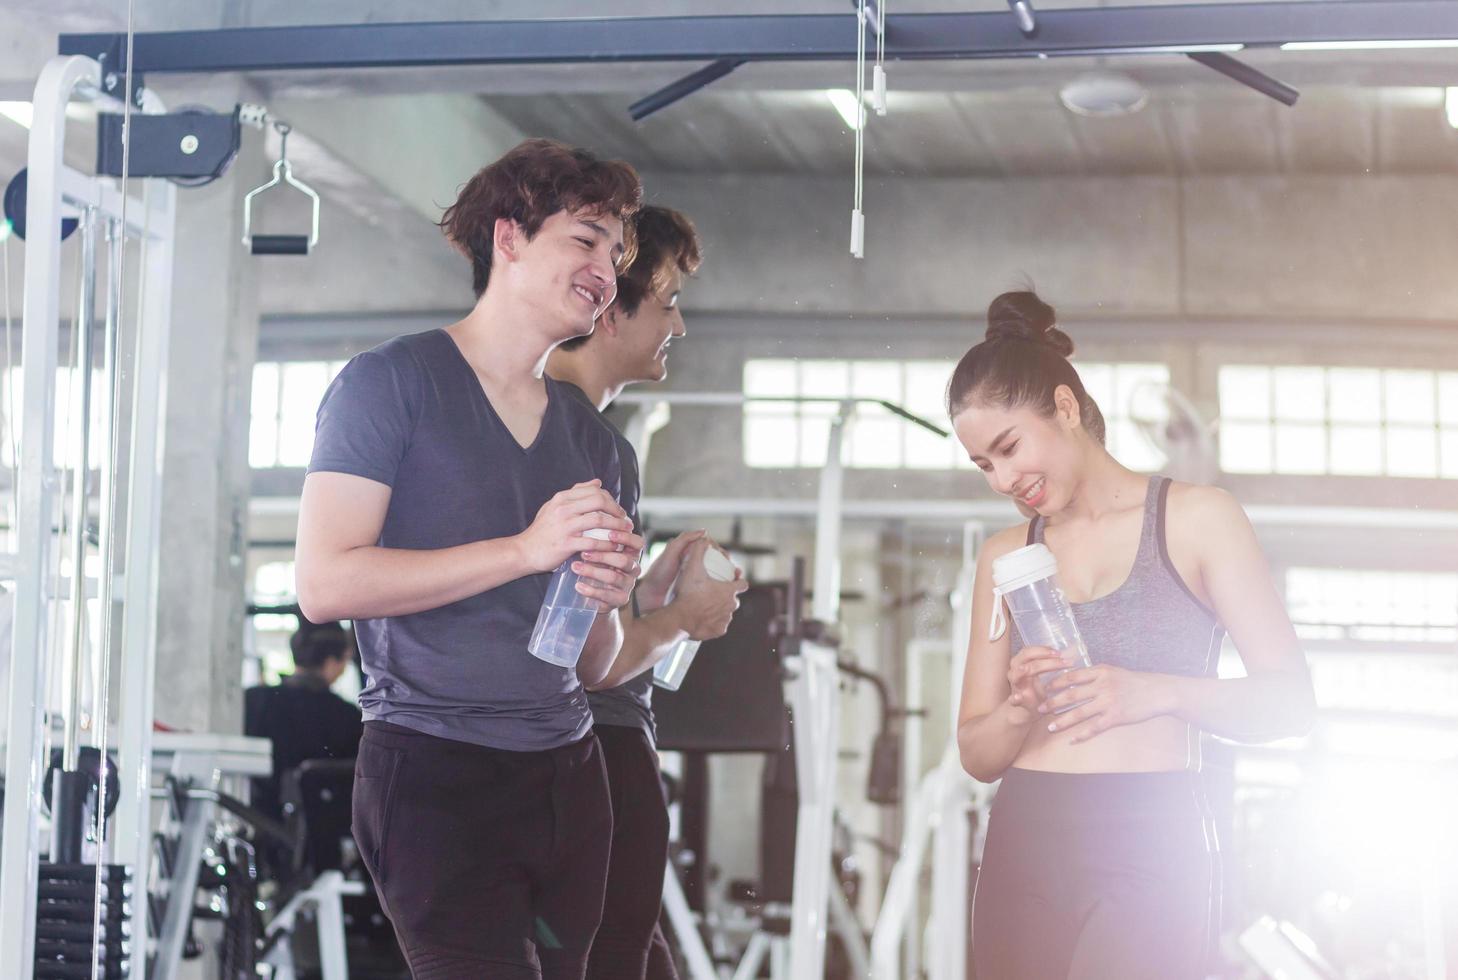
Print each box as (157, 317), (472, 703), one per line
(529, 525), (615, 668)
(652, 546), (739, 691)
(988, 543), (1092, 710)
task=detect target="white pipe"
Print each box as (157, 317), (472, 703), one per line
(61, 207), (96, 775)
(0, 54), (101, 980)
(113, 89), (176, 980)
(787, 404), (852, 979)
(638, 496), (1458, 532)
(870, 766), (940, 977)
(812, 404), (850, 623)
(661, 864), (721, 980)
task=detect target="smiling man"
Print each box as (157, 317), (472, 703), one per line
(295, 139), (647, 980)
(547, 205), (747, 979)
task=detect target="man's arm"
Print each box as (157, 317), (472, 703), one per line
(586, 538), (747, 692)
(577, 604), (629, 689)
(295, 472), (635, 623)
(584, 605), (688, 692)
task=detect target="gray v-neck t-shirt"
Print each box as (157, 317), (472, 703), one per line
(307, 329), (622, 752)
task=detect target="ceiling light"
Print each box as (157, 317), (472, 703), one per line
(1448, 88), (1458, 129)
(1059, 72), (1148, 117)
(826, 89), (865, 131)
(1074, 43), (1244, 56)
(0, 101), (32, 130)
(1133, 44), (1244, 54)
(1281, 39), (1458, 51)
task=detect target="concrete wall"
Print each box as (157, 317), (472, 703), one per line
(150, 77), (265, 734)
(644, 172), (1458, 321)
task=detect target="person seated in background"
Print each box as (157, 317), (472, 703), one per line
(245, 616), (365, 824)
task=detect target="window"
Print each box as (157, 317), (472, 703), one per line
(1286, 567), (1458, 644)
(250, 360), (347, 468)
(742, 358), (1169, 471)
(1219, 365), (1458, 477)
(1286, 567), (1458, 723)
(1309, 654), (1458, 721)
(2, 366), (107, 470)
(247, 560), (360, 699)
(252, 560), (300, 685)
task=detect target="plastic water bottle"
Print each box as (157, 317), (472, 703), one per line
(529, 527), (613, 669)
(988, 543), (1092, 711)
(652, 546), (739, 691)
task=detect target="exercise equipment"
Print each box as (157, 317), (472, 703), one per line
(96, 106), (240, 182)
(241, 121), (320, 256)
(0, 52), (177, 980)
(2, 170), (80, 242)
(626, 393), (940, 978)
(655, 585), (790, 754)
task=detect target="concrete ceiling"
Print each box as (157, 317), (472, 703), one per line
(4, 0), (1458, 311)
(6, 2), (1458, 184)
(483, 83), (1458, 178)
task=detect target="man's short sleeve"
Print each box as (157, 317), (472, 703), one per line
(307, 351), (414, 487)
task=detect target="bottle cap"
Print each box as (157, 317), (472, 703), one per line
(988, 544), (1059, 642)
(702, 547), (738, 582)
(991, 543), (1058, 593)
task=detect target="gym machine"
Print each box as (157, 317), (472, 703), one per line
(0, 55), (339, 980)
(621, 391), (947, 979)
(0, 52), (178, 980)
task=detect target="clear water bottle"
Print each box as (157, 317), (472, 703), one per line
(529, 528), (612, 669)
(988, 543), (1092, 711)
(652, 546), (739, 691)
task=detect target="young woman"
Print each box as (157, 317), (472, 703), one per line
(951, 290), (1317, 979)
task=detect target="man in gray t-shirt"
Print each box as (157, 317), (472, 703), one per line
(548, 206), (746, 979)
(296, 139), (647, 980)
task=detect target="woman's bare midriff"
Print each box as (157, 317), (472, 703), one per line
(1011, 712), (1193, 773)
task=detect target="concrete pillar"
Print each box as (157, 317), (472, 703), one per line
(150, 77), (264, 734)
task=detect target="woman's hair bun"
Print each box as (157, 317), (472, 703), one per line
(985, 290), (1074, 358)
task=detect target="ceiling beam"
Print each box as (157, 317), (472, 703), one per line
(56, 2), (1458, 75)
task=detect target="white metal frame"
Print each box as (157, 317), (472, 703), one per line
(783, 401), (852, 980)
(866, 521), (1008, 980)
(620, 393), (873, 980)
(260, 870), (367, 980)
(0, 54), (176, 980)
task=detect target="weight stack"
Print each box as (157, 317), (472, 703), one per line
(34, 862), (132, 979)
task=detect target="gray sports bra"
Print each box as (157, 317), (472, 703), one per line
(1009, 477), (1225, 678)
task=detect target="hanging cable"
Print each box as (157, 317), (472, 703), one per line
(851, 0), (868, 259)
(45, 222), (85, 866)
(92, 0), (137, 968)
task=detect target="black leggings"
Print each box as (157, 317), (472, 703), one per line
(972, 768), (1217, 980)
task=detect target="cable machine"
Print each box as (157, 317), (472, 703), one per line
(0, 54), (177, 980)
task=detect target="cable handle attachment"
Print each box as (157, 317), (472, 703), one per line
(240, 119), (321, 255)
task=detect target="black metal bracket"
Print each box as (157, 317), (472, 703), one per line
(96, 108), (241, 180)
(1187, 51), (1300, 106)
(70, 32), (147, 108)
(630, 58), (746, 122)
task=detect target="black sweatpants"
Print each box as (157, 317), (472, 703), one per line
(587, 724), (679, 980)
(352, 721), (613, 980)
(972, 768), (1216, 980)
